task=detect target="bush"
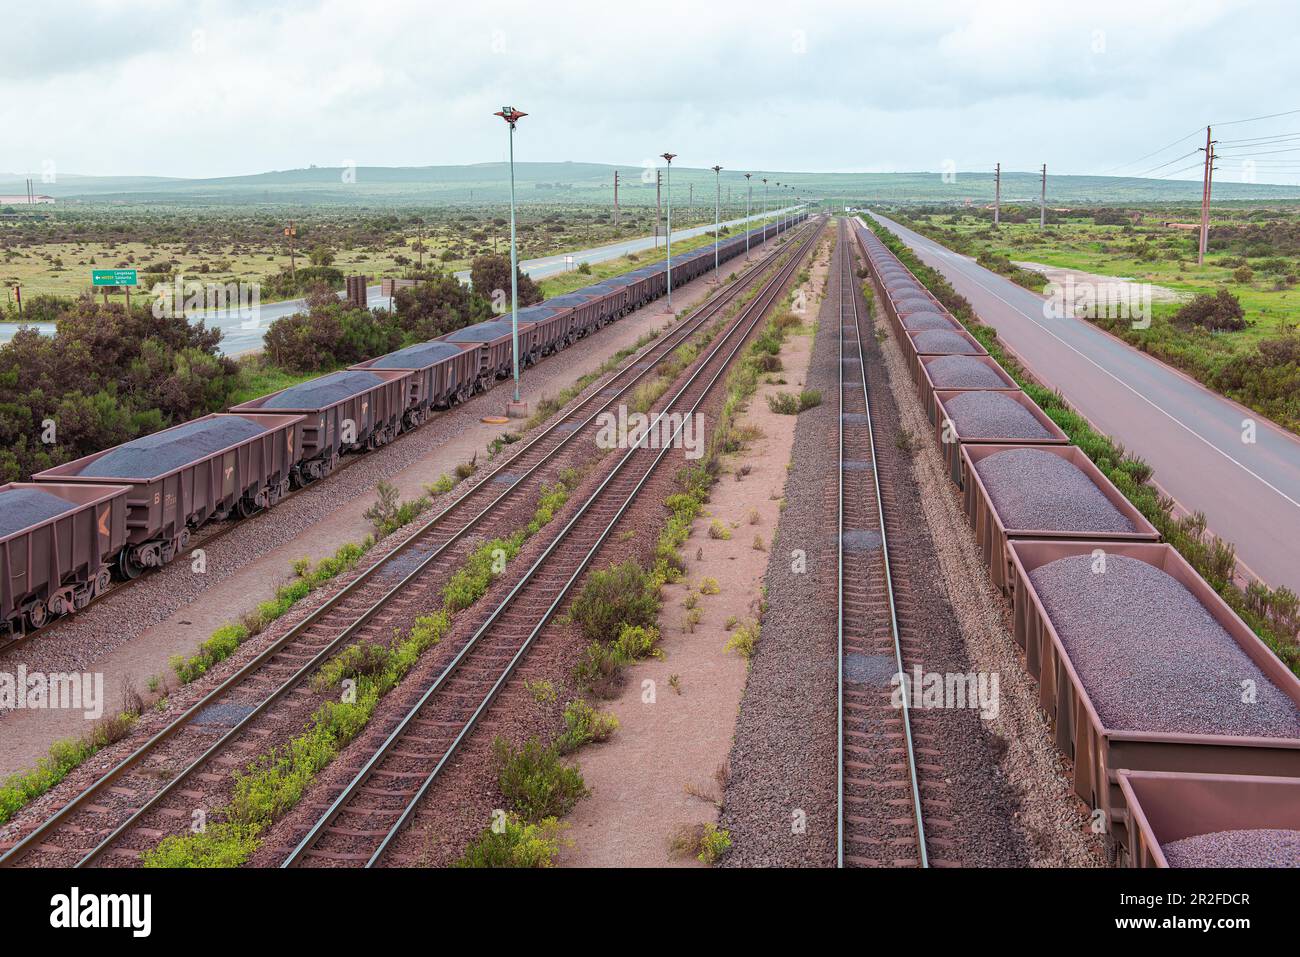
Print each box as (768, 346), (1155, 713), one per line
(555, 700), (619, 754)
(494, 737), (588, 821)
(568, 560), (659, 643)
(457, 814), (566, 868)
(1171, 288), (1247, 333)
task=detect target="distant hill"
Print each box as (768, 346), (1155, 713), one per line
(2, 163), (1298, 207)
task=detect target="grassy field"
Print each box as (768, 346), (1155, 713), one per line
(0, 202), (760, 306)
(893, 207), (1300, 351)
(889, 205), (1300, 432)
(536, 215), (786, 299)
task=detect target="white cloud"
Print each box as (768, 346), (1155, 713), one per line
(5, 0), (1299, 183)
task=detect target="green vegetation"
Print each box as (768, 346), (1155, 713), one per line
(494, 736), (589, 820)
(140, 477), (572, 867)
(892, 207), (1300, 432)
(456, 814), (568, 868)
(868, 219), (1300, 674)
(0, 712), (138, 826)
(170, 539), (373, 684)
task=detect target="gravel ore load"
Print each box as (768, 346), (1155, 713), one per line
(893, 297), (936, 314)
(975, 448), (1135, 533)
(1162, 829), (1300, 868)
(370, 342), (462, 369)
(943, 392), (1053, 439)
(925, 356), (1011, 390)
(444, 320), (514, 342)
(912, 329), (981, 355)
(80, 416), (267, 479)
(262, 370), (385, 409)
(1028, 555), (1300, 737)
(902, 312), (958, 332)
(0, 488), (78, 538)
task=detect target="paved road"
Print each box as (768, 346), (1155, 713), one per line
(866, 212), (1300, 593)
(0, 206), (803, 355)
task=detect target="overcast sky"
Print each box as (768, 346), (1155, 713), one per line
(7, 0), (1300, 183)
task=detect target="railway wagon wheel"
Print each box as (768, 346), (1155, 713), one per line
(24, 600), (48, 631)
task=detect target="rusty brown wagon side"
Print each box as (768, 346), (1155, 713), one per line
(961, 444), (1160, 591)
(1006, 539), (1300, 852)
(33, 412), (305, 578)
(1, 482), (130, 636)
(1117, 769), (1300, 867)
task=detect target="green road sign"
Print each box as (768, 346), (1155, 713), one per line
(92, 269), (138, 287)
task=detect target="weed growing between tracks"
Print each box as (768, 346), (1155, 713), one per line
(139, 479), (576, 867)
(866, 220), (1300, 675)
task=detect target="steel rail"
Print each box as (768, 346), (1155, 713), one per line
(0, 221), (810, 868)
(837, 217), (929, 867)
(282, 217), (826, 867)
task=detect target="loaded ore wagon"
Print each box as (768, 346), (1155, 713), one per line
(1007, 540), (1300, 852)
(1117, 769), (1300, 868)
(350, 341), (478, 417)
(440, 319), (531, 380)
(230, 369), (409, 484)
(0, 482), (130, 635)
(33, 412), (305, 577)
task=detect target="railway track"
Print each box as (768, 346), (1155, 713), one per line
(835, 218), (952, 867)
(279, 217), (827, 867)
(0, 222), (817, 869)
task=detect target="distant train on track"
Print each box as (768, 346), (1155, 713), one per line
(0, 214), (807, 638)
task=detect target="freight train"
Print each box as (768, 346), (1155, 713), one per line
(0, 214), (807, 638)
(852, 218), (1300, 870)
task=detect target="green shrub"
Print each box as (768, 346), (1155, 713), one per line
(494, 737), (589, 821)
(456, 814), (567, 868)
(555, 700), (619, 754)
(568, 560), (659, 643)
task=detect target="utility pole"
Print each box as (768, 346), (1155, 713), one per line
(1198, 126), (1217, 266)
(762, 178), (769, 243)
(994, 163), (1001, 227)
(711, 165), (722, 281)
(656, 170), (662, 248)
(613, 170), (620, 226)
(662, 153), (676, 313)
(285, 220), (297, 276)
(494, 105), (528, 412)
(1039, 165), (1047, 229)
(689, 182), (693, 212)
(744, 173), (753, 260)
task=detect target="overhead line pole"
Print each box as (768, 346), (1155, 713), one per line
(744, 173), (752, 260)
(712, 165), (722, 281)
(1039, 164), (1047, 229)
(662, 153), (676, 313)
(1198, 126), (1217, 266)
(994, 163), (1001, 227)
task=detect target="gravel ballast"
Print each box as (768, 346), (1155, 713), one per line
(943, 392), (1053, 440)
(925, 356), (1012, 390)
(1028, 554), (1300, 736)
(912, 329), (981, 355)
(79, 416), (267, 478)
(975, 448), (1134, 533)
(1162, 828), (1300, 868)
(370, 341), (461, 369)
(262, 370), (385, 409)
(0, 488), (78, 537)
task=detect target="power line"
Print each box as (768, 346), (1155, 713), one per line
(1210, 106), (1300, 127)
(1096, 128), (1203, 175)
(1132, 149), (1201, 178)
